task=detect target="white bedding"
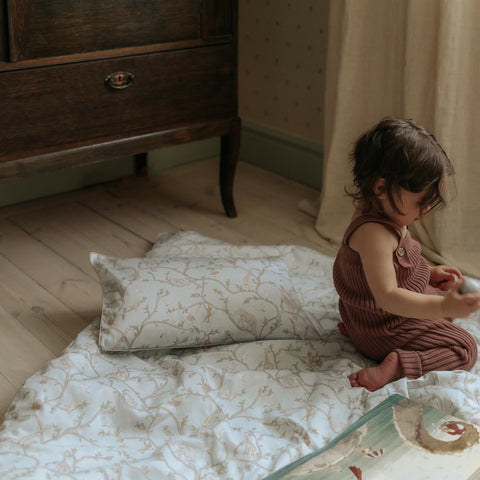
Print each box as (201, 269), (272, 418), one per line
(1, 231), (480, 479)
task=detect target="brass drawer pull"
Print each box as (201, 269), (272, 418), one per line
(104, 71), (134, 90)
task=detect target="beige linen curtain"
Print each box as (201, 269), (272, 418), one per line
(316, 0), (480, 278)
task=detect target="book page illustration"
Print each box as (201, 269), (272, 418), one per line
(271, 396), (480, 480)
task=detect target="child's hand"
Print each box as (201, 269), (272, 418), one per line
(430, 265), (463, 291)
(442, 279), (480, 319)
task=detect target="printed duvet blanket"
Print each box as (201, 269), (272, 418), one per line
(1, 231), (480, 479)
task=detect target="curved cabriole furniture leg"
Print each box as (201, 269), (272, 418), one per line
(220, 117), (241, 218)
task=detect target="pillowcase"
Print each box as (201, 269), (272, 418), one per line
(90, 253), (314, 351)
(147, 231), (337, 323)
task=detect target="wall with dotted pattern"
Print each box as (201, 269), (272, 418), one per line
(238, 0), (329, 144)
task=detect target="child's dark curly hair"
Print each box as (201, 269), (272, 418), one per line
(347, 117), (454, 215)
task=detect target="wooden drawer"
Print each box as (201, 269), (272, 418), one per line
(6, 0), (203, 61)
(0, 44), (236, 162)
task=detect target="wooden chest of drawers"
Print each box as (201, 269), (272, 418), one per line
(0, 0), (240, 216)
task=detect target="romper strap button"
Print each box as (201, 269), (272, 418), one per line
(398, 247), (406, 256)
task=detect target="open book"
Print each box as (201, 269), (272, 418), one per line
(266, 394), (480, 479)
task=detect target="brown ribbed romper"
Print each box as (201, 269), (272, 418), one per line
(333, 214), (478, 379)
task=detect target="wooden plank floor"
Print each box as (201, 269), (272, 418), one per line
(0, 158), (333, 420)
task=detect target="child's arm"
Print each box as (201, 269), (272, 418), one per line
(349, 222), (480, 320)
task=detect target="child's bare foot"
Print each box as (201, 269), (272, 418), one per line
(349, 352), (403, 391)
(338, 322), (350, 337)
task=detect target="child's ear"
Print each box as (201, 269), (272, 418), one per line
(374, 178), (387, 198)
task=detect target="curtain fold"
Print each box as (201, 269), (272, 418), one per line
(316, 0), (480, 277)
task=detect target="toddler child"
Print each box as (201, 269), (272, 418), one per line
(333, 117), (480, 391)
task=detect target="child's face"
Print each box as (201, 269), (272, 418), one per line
(380, 187), (432, 227)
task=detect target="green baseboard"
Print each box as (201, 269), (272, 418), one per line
(0, 121), (322, 207)
(148, 138), (220, 174)
(239, 120), (323, 190)
(0, 156), (135, 208)
(0, 140), (219, 208)
(150, 121), (324, 191)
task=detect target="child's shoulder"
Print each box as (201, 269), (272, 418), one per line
(347, 214), (400, 253)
